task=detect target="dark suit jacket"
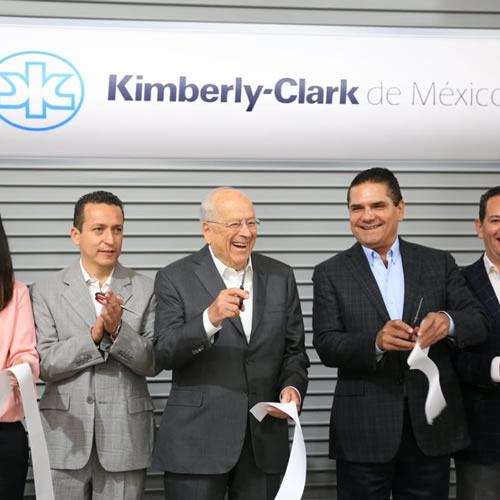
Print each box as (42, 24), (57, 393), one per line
(454, 256), (500, 465)
(152, 245), (309, 475)
(312, 238), (488, 463)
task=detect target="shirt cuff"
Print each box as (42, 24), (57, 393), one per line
(375, 342), (385, 362)
(438, 311), (455, 337)
(491, 357), (500, 383)
(280, 386), (302, 404)
(203, 308), (222, 340)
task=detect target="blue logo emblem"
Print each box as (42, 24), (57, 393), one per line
(0, 51), (84, 131)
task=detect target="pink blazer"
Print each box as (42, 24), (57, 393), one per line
(0, 280), (39, 422)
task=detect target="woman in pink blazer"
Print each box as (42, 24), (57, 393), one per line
(0, 214), (39, 500)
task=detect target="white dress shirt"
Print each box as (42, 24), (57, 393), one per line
(202, 247), (300, 404)
(79, 260), (114, 317)
(202, 246), (253, 343)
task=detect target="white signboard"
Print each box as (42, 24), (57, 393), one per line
(0, 17), (499, 160)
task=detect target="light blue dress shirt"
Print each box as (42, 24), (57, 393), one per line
(362, 237), (454, 357)
(362, 238), (405, 322)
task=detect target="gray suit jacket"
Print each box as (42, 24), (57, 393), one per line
(152, 245), (309, 475)
(31, 260), (157, 472)
(313, 238), (488, 463)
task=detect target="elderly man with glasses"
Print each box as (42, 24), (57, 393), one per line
(152, 187), (309, 500)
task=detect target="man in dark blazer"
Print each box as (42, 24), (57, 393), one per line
(312, 168), (488, 500)
(153, 187), (309, 500)
(454, 186), (500, 500)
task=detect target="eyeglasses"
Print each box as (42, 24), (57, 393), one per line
(206, 219), (261, 231)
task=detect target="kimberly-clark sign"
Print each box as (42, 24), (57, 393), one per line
(0, 17), (500, 160)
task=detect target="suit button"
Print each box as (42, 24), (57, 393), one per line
(86, 396), (94, 404)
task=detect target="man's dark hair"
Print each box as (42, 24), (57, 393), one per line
(479, 186), (500, 223)
(0, 214), (14, 311)
(73, 191), (124, 231)
(347, 167), (403, 207)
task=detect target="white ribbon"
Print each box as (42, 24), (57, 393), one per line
(0, 363), (55, 500)
(407, 343), (447, 425)
(250, 401), (306, 500)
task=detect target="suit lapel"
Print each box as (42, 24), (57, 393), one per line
(345, 243), (390, 324)
(62, 260), (97, 329)
(400, 239), (424, 326)
(110, 262), (133, 310)
(193, 245), (227, 301)
(193, 245), (245, 336)
(465, 257), (500, 330)
(250, 255), (267, 337)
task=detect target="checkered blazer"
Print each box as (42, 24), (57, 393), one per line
(313, 238), (488, 463)
(31, 260), (157, 471)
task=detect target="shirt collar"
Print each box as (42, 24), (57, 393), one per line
(361, 237), (400, 267)
(79, 259), (114, 287)
(208, 245), (253, 279)
(483, 253), (500, 276)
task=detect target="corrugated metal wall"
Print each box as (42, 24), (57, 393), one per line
(1, 159), (498, 500)
(2, 0), (500, 28)
(1, 1), (500, 499)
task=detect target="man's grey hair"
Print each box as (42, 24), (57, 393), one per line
(200, 187), (238, 222)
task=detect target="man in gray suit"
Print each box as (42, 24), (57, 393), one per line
(312, 168), (488, 500)
(153, 187), (309, 500)
(31, 191), (156, 500)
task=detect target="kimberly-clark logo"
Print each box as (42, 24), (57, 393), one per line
(0, 51), (84, 131)
(108, 75), (359, 112)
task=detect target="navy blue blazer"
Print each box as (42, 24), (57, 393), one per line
(455, 256), (500, 465)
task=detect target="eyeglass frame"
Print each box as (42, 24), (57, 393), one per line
(204, 218), (261, 230)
